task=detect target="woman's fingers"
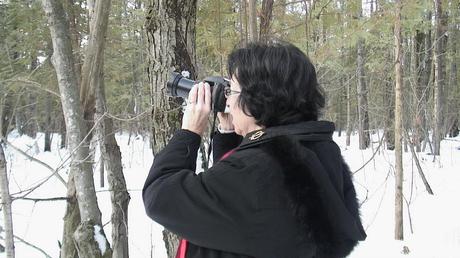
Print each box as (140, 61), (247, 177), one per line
(197, 82), (204, 105)
(182, 82), (212, 136)
(204, 82), (211, 107)
(188, 84), (198, 104)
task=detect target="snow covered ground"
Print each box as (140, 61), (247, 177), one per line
(1, 130), (459, 258)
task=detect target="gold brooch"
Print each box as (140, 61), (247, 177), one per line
(249, 131), (265, 141)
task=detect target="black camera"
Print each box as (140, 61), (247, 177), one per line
(166, 72), (229, 112)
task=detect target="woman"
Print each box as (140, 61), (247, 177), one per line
(143, 42), (366, 258)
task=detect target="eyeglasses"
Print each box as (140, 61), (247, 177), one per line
(224, 86), (241, 98)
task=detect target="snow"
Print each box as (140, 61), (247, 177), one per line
(93, 225), (107, 255)
(1, 130), (459, 257)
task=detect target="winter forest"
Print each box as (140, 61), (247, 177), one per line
(0, 0), (459, 257)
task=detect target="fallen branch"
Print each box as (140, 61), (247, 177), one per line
(404, 129), (434, 195)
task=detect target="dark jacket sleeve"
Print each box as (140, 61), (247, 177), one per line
(142, 129), (252, 255)
(212, 131), (242, 161)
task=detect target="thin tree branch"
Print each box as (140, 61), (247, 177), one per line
(0, 78), (61, 98)
(1, 137), (66, 186)
(353, 134), (385, 174)
(13, 196), (69, 202)
(13, 234), (53, 258)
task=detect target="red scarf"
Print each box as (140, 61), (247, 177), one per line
(175, 149), (236, 258)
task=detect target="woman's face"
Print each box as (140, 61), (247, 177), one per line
(227, 76), (262, 136)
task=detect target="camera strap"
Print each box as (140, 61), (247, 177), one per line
(205, 110), (218, 170)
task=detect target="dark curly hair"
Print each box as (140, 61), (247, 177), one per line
(227, 41), (325, 127)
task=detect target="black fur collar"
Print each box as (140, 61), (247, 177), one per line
(261, 135), (366, 258)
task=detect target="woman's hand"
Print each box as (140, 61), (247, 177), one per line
(181, 82), (211, 136)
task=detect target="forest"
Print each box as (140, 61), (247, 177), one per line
(0, 0), (459, 257)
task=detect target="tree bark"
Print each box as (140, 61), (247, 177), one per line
(96, 74), (130, 258)
(447, 0), (459, 138)
(0, 143), (14, 258)
(421, 11), (433, 152)
(384, 74), (395, 150)
(394, 0), (404, 240)
(44, 92), (52, 152)
(145, 0), (197, 256)
(346, 76), (351, 146)
(240, 0), (248, 44)
(356, 0), (370, 149)
(357, 37), (370, 149)
(433, 0), (447, 155)
(41, 0), (112, 257)
(248, 0), (257, 42)
(259, 0), (274, 43)
(412, 30), (425, 152)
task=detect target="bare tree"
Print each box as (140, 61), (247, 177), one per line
(240, 0), (248, 44)
(248, 0), (257, 42)
(357, 0), (370, 150)
(412, 29), (426, 152)
(394, 0), (404, 240)
(41, 0), (112, 257)
(433, 0), (447, 155)
(83, 0), (131, 257)
(145, 0), (197, 256)
(0, 143), (14, 257)
(96, 72), (130, 258)
(259, 0), (274, 42)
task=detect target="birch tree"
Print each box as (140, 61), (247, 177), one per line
(0, 143), (14, 258)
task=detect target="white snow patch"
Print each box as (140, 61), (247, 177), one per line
(93, 225), (107, 255)
(4, 131), (460, 257)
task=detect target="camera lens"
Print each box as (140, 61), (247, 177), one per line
(166, 72), (229, 112)
(166, 72), (196, 99)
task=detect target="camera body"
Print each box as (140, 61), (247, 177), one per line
(167, 72), (229, 112)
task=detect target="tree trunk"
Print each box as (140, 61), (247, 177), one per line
(394, 0), (404, 240)
(433, 0), (447, 155)
(60, 114), (66, 149)
(240, 0), (248, 44)
(356, 0), (370, 149)
(412, 30), (425, 152)
(357, 37), (370, 149)
(0, 93), (13, 139)
(145, 0), (197, 257)
(96, 73), (130, 258)
(44, 92), (52, 152)
(65, 0), (82, 89)
(259, 0), (274, 43)
(346, 76), (351, 146)
(447, 0), (459, 138)
(421, 11), (433, 152)
(0, 143), (14, 258)
(248, 0), (257, 42)
(41, 0), (112, 257)
(384, 71), (395, 150)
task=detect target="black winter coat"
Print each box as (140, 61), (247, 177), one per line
(143, 121), (366, 258)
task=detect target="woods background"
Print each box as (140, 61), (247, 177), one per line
(0, 0), (458, 257)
